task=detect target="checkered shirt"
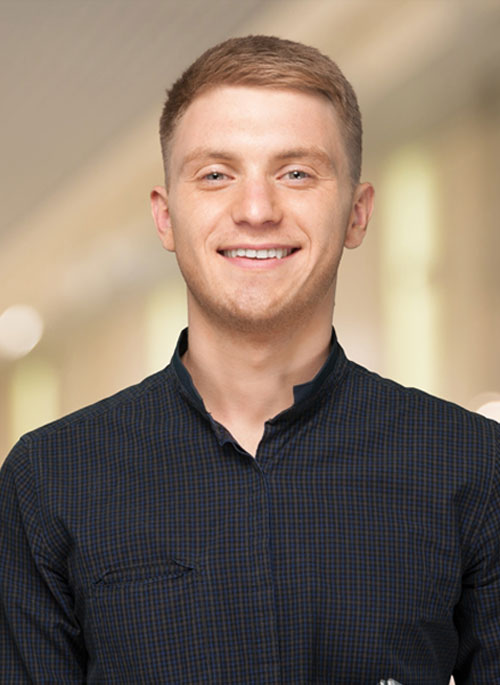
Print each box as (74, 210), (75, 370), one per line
(1, 329), (499, 683)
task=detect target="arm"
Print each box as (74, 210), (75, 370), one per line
(453, 431), (500, 682)
(0, 440), (87, 684)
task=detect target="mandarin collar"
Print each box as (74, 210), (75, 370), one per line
(172, 327), (341, 416)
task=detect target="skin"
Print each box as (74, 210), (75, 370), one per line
(151, 85), (374, 455)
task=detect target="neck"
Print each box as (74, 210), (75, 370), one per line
(182, 309), (333, 456)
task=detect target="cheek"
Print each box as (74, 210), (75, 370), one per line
(168, 208), (212, 267)
(308, 205), (348, 244)
(170, 196), (218, 235)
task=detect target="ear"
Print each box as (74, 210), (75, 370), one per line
(344, 182), (374, 250)
(151, 185), (176, 252)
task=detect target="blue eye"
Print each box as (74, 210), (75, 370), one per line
(286, 170), (309, 180)
(204, 171), (226, 181)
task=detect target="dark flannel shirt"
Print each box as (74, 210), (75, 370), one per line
(1, 329), (500, 684)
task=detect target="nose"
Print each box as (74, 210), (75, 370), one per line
(231, 177), (283, 227)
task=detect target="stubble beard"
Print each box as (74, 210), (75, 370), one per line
(180, 261), (339, 339)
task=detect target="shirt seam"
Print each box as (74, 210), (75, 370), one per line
(10, 436), (55, 566)
(19, 434), (73, 570)
(20, 366), (173, 442)
(462, 424), (500, 567)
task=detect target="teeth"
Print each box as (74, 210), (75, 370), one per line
(223, 248), (292, 259)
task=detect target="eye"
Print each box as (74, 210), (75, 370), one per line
(202, 171), (228, 182)
(283, 169), (311, 181)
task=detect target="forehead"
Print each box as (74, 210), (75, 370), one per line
(168, 85), (346, 168)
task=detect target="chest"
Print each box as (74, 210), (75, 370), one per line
(60, 446), (462, 683)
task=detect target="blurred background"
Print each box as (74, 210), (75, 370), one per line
(1, 0), (500, 462)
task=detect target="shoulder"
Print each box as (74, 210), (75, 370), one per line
(336, 358), (500, 547)
(2, 364), (182, 478)
(31, 365), (177, 434)
(344, 357), (498, 437)
(335, 357), (499, 483)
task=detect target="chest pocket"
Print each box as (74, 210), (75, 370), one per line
(93, 558), (196, 587)
(86, 557), (208, 684)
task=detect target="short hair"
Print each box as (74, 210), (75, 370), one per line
(159, 35), (363, 185)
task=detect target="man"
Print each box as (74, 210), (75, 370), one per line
(0, 35), (499, 684)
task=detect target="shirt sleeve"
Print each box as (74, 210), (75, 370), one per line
(453, 428), (500, 683)
(0, 439), (87, 684)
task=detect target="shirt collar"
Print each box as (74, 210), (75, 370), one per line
(171, 327), (341, 416)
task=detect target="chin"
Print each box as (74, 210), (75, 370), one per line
(199, 297), (314, 337)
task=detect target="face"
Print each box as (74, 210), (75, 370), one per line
(151, 85), (373, 335)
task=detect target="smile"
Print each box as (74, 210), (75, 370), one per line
(221, 248), (294, 259)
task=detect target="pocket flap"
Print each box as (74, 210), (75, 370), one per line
(94, 558), (197, 586)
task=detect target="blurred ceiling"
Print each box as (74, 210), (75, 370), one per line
(0, 0), (269, 238)
(1, 0), (500, 338)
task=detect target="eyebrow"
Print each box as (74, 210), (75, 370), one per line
(179, 148), (236, 173)
(179, 146), (336, 173)
(273, 147), (335, 169)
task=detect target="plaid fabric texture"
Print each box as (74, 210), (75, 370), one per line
(1, 328), (499, 684)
